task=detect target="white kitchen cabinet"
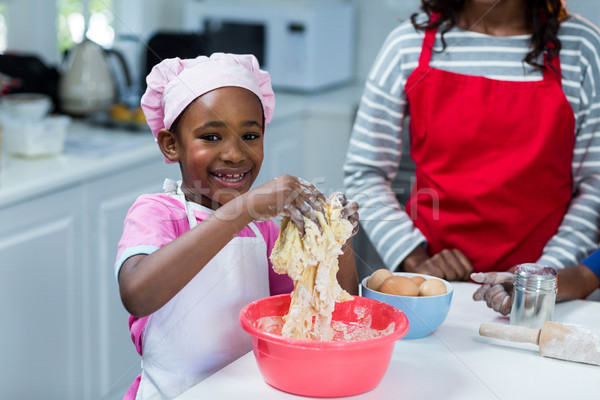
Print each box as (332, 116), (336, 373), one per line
(0, 186), (85, 399)
(0, 162), (178, 400)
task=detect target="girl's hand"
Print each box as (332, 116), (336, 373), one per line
(245, 175), (326, 234)
(329, 192), (359, 237)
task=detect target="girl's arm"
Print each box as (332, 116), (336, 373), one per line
(118, 195), (255, 317)
(119, 175), (326, 318)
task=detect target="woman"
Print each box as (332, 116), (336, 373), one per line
(344, 0), (600, 280)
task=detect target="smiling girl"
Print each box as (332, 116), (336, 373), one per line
(114, 53), (359, 399)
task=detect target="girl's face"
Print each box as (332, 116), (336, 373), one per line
(172, 86), (265, 209)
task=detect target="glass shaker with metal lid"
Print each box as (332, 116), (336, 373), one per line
(510, 263), (558, 329)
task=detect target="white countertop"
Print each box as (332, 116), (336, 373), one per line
(176, 282), (600, 400)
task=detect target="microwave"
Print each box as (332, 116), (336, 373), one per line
(183, 0), (356, 92)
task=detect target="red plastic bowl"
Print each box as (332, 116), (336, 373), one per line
(239, 294), (409, 397)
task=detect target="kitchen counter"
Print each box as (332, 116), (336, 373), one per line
(176, 282), (600, 400)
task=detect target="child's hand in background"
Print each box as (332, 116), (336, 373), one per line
(245, 175), (327, 234)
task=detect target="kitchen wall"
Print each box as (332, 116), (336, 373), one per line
(351, 0), (421, 80)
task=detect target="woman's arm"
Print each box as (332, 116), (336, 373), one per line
(537, 24), (600, 269)
(343, 25), (427, 273)
(556, 264), (600, 302)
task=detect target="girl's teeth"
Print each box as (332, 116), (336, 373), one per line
(215, 172), (245, 182)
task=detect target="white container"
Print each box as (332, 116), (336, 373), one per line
(0, 115), (71, 158)
(1, 93), (52, 120)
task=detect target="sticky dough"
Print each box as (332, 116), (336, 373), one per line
(270, 197), (353, 341)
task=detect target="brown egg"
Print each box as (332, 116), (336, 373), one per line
(367, 269), (393, 291)
(411, 276), (426, 287)
(418, 278), (447, 296)
(379, 276), (419, 296)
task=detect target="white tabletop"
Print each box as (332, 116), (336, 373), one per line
(176, 282), (600, 400)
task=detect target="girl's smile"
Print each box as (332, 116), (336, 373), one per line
(210, 167), (253, 187)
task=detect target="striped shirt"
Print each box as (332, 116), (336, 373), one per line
(344, 14), (600, 271)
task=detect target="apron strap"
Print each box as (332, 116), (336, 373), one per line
(418, 12), (441, 68)
(419, 25), (437, 68)
(247, 222), (263, 239)
(163, 178), (198, 229)
(163, 178), (179, 193)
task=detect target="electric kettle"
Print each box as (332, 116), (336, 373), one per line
(58, 39), (131, 116)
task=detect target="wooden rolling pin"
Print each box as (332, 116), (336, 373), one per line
(479, 321), (600, 366)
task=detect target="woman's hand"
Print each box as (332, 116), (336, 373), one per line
(329, 192), (359, 237)
(471, 272), (515, 315)
(401, 245), (473, 281)
(243, 175), (326, 234)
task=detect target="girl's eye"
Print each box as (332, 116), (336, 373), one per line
(201, 134), (220, 142)
(242, 133), (261, 140)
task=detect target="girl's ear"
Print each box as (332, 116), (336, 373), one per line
(157, 129), (179, 162)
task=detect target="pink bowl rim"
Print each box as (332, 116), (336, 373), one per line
(239, 294), (410, 349)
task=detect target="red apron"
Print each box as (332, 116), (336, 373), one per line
(404, 24), (575, 272)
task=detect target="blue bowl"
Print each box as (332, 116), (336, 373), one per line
(360, 273), (453, 339)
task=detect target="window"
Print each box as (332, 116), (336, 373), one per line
(0, 3), (6, 52)
(57, 0), (114, 54)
